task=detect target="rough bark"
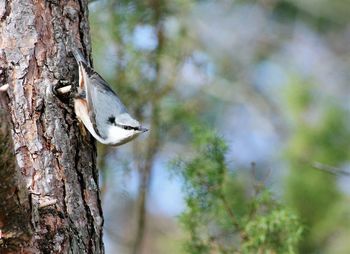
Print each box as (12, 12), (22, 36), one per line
(0, 0), (103, 253)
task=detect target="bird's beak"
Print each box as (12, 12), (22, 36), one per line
(140, 127), (149, 133)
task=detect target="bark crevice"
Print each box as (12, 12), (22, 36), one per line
(0, 0), (11, 22)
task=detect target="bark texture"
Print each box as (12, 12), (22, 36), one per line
(0, 0), (103, 253)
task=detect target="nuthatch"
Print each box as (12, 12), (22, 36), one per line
(58, 47), (148, 145)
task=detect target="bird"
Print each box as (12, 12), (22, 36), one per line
(70, 47), (148, 145)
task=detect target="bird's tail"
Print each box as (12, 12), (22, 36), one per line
(71, 46), (88, 65)
(67, 35), (89, 65)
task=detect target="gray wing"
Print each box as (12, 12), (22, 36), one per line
(81, 63), (140, 139)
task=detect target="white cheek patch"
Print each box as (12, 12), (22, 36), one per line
(107, 126), (141, 145)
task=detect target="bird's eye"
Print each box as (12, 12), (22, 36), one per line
(107, 116), (116, 125)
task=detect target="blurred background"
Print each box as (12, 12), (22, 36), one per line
(88, 0), (350, 253)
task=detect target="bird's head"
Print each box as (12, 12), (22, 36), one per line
(105, 114), (148, 146)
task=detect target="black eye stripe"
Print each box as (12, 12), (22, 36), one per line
(107, 116), (140, 131)
(122, 125), (140, 131)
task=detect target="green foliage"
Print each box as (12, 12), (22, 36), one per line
(284, 80), (350, 253)
(243, 208), (302, 253)
(173, 125), (303, 253)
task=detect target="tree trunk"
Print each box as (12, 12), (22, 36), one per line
(0, 0), (104, 253)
